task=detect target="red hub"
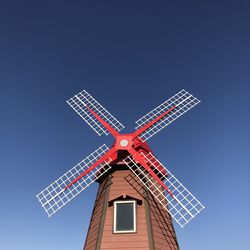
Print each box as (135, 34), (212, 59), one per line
(114, 134), (133, 150)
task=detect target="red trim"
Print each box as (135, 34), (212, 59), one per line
(132, 105), (176, 140)
(86, 106), (120, 138)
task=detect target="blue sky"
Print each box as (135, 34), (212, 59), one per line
(0, 0), (249, 249)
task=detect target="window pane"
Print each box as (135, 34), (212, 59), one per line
(116, 202), (134, 231)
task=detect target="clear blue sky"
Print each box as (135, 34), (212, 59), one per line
(1, 1), (249, 249)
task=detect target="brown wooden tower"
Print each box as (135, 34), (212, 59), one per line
(83, 165), (179, 250)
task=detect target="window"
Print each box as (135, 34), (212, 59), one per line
(113, 200), (136, 233)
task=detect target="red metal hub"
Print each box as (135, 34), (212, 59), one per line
(114, 134), (133, 150)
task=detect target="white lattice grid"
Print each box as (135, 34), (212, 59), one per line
(135, 89), (200, 141)
(36, 144), (112, 217)
(67, 90), (125, 136)
(123, 152), (204, 227)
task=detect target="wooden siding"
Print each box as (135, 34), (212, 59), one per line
(126, 170), (179, 250)
(84, 167), (179, 250)
(147, 192), (179, 250)
(100, 169), (150, 249)
(83, 175), (112, 250)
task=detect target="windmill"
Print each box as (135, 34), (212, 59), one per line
(37, 89), (204, 249)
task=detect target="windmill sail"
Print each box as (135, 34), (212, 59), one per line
(36, 144), (111, 217)
(67, 90), (124, 136)
(123, 152), (204, 227)
(37, 89), (204, 229)
(135, 89), (200, 141)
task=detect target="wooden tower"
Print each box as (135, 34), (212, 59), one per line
(83, 164), (179, 250)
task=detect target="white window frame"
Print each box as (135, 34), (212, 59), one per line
(113, 200), (136, 233)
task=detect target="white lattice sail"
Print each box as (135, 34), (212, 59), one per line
(36, 144), (111, 217)
(67, 90), (125, 136)
(135, 89), (200, 141)
(123, 152), (205, 227)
